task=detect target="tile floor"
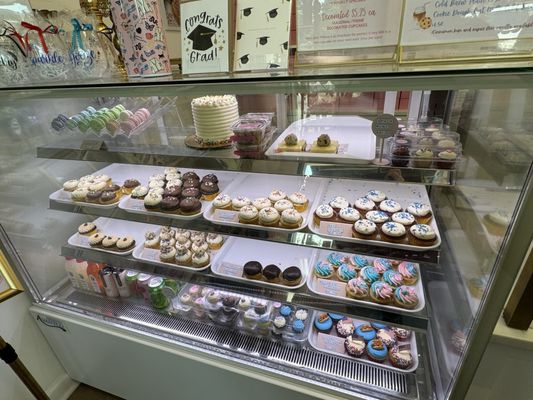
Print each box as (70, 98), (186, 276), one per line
(68, 384), (123, 400)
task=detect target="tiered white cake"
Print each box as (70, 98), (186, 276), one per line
(191, 95), (239, 144)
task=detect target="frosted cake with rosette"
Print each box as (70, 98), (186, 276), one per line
(192, 95), (239, 145)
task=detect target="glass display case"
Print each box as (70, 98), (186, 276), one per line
(0, 68), (532, 400)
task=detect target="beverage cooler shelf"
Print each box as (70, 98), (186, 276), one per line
(60, 244), (429, 330)
(46, 283), (422, 400)
(50, 199), (440, 266)
(37, 140), (457, 186)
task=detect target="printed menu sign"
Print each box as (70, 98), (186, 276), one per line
(402, 0), (533, 45)
(234, 0), (292, 71)
(181, 0), (229, 74)
(296, 0), (402, 51)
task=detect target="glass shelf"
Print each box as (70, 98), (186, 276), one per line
(49, 199), (440, 265)
(59, 244), (428, 331)
(37, 138), (457, 186)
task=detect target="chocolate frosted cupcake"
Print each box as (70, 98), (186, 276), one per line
(122, 179), (141, 194)
(182, 187), (201, 199)
(282, 266), (302, 286)
(263, 264), (281, 283)
(179, 197), (201, 215)
(161, 196), (180, 213)
(163, 185), (181, 198)
(200, 181), (219, 200)
(201, 173), (218, 184)
(243, 261), (262, 280)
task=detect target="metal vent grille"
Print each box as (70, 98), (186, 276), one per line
(58, 290), (417, 399)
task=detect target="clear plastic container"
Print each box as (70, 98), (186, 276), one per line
(231, 118), (269, 145)
(270, 304), (311, 346)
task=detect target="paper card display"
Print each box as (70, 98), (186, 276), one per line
(296, 0), (402, 52)
(234, 0), (292, 71)
(317, 333), (346, 353)
(180, 0), (229, 74)
(319, 221), (352, 237)
(402, 0), (533, 46)
(317, 279), (346, 297)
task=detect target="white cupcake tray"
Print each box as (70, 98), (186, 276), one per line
(307, 311), (419, 373)
(306, 250), (425, 313)
(67, 217), (150, 256)
(308, 178), (442, 251)
(203, 173), (327, 232)
(119, 167), (238, 221)
(132, 225), (226, 272)
(210, 237), (314, 290)
(50, 163), (128, 209)
(265, 116), (376, 164)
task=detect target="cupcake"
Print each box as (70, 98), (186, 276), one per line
(352, 219), (378, 240)
(78, 222), (98, 236)
(338, 207), (361, 224)
(394, 286), (419, 309)
(122, 179), (140, 194)
(295, 309), (308, 321)
(329, 196), (350, 213)
(377, 329), (397, 347)
(389, 346), (414, 369)
(327, 252), (344, 269)
(314, 261), (334, 279)
(435, 149), (457, 169)
(369, 281), (394, 304)
(408, 224), (437, 246)
(398, 262), (419, 285)
(238, 205), (259, 224)
(263, 264), (281, 283)
(268, 189), (287, 203)
(231, 196), (251, 211)
(258, 207), (280, 227)
(328, 313), (344, 324)
(175, 245), (192, 265)
(382, 270), (404, 288)
(63, 179), (79, 192)
(131, 186), (148, 199)
(336, 263), (357, 282)
(243, 261), (263, 280)
(144, 192), (162, 210)
(354, 324), (376, 341)
(212, 194), (232, 210)
(282, 266), (302, 286)
(288, 192), (308, 212)
(391, 144), (410, 167)
(366, 190), (386, 205)
(413, 148), (433, 168)
(365, 210), (390, 228)
(336, 317), (355, 338)
(407, 202), (433, 225)
(354, 197), (375, 217)
(346, 277), (369, 300)
(391, 212), (415, 227)
(347, 255), (369, 271)
(391, 327), (411, 341)
(252, 197), (272, 211)
(344, 336), (366, 357)
(274, 199), (294, 213)
(313, 204), (335, 226)
(272, 316), (287, 337)
(360, 266), (380, 285)
(314, 313), (333, 333)
(367, 339), (388, 363)
(373, 258), (393, 274)
(292, 320), (305, 334)
(381, 222), (407, 244)
(379, 200), (402, 216)
(200, 181), (219, 200)
(159, 245), (176, 263)
(238, 297), (251, 311)
(279, 209), (303, 229)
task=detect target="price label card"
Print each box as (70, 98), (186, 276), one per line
(319, 221), (352, 237)
(213, 209), (239, 223)
(218, 262), (243, 277)
(76, 235), (89, 246)
(297, 0), (403, 52)
(128, 200), (146, 211)
(317, 278), (346, 296)
(337, 143), (349, 155)
(141, 248), (159, 262)
(317, 332), (346, 353)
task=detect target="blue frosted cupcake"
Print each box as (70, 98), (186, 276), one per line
(293, 319), (305, 333)
(313, 261), (334, 279)
(348, 255), (369, 271)
(314, 313), (333, 333)
(355, 323), (376, 341)
(383, 270), (404, 288)
(367, 339), (388, 363)
(328, 313), (344, 323)
(360, 266), (380, 284)
(371, 322), (388, 330)
(327, 252), (344, 269)
(337, 263), (357, 282)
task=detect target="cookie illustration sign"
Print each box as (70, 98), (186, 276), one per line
(297, 0), (402, 51)
(402, 0), (533, 45)
(181, 0), (229, 74)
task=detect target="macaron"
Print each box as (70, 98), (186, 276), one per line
(114, 104), (126, 112)
(106, 120), (120, 133)
(90, 116), (106, 132)
(80, 110), (91, 119)
(136, 108), (151, 120)
(85, 106), (96, 114)
(120, 120), (136, 133)
(119, 110), (134, 121)
(51, 118), (65, 131)
(78, 119), (90, 132)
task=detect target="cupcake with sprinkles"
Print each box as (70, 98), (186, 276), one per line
(360, 265), (381, 284)
(329, 196), (350, 213)
(383, 270), (404, 288)
(365, 210), (390, 228)
(398, 262), (419, 285)
(381, 221), (407, 244)
(346, 277), (369, 300)
(352, 219), (378, 240)
(392, 327), (411, 340)
(377, 328), (397, 347)
(367, 339), (388, 363)
(407, 202), (433, 224)
(373, 258), (393, 274)
(313, 204), (335, 226)
(314, 261), (334, 279)
(354, 197), (375, 217)
(366, 189), (387, 205)
(355, 323), (376, 341)
(344, 336), (366, 357)
(338, 207), (361, 224)
(379, 199), (402, 216)
(391, 212), (415, 227)
(347, 254), (369, 271)
(389, 345), (414, 369)
(394, 286), (419, 309)
(408, 224), (437, 246)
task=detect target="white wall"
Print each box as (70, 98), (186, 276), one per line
(0, 293), (77, 400)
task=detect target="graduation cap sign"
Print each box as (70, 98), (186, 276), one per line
(257, 36), (269, 46)
(187, 24), (217, 51)
(240, 7), (253, 18)
(236, 31), (244, 40)
(239, 54), (250, 65)
(266, 8), (278, 20)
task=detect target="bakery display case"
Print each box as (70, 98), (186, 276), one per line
(0, 68), (532, 400)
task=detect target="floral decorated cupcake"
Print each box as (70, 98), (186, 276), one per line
(346, 277), (369, 300)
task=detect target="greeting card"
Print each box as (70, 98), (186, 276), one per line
(181, 0), (229, 74)
(234, 0), (291, 72)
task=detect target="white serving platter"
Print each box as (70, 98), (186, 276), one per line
(203, 173), (326, 232)
(210, 237), (314, 290)
(67, 217), (149, 256)
(118, 167), (238, 220)
(308, 178), (442, 251)
(306, 250), (425, 313)
(307, 311), (419, 373)
(132, 225), (226, 272)
(265, 115), (376, 164)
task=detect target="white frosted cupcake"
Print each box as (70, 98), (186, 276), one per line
(352, 219), (377, 240)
